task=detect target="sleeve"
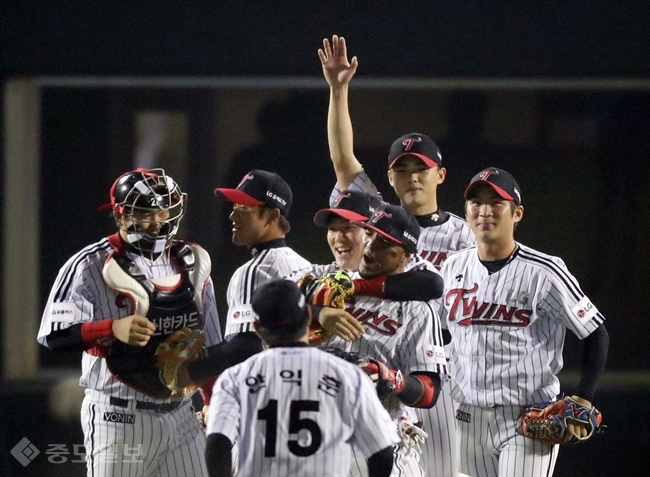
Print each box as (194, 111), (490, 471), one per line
(202, 276), (223, 347)
(38, 255), (98, 346)
(329, 169), (381, 206)
(285, 263), (336, 283)
(398, 302), (448, 378)
(538, 259), (605, 339)
(206, 368), (242, 443)
(349, 368), (400, 458)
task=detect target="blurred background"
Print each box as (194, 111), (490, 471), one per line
(1, 1), (649, 476)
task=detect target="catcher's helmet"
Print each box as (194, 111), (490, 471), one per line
(102, 168), (186, 257)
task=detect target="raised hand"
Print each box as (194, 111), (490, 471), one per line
(318, 35), (359, 88)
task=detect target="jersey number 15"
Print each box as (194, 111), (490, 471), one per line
(257, 399), (323, 457)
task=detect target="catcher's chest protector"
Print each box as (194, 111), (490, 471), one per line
(111, 243), (206, 340)
(102, 243), (207, 398)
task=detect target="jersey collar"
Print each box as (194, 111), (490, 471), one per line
(251, 238), (286, 256)
(269, 342), (309, 349)
(414, 209), (450, 228)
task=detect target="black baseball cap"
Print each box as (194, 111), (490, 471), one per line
(215, 170), (293, 216)
(388, 133), (443, 169)
(464, 167), (522, 206)
(251, 279), (309, 329)
(355, 204), (420, 252)
(313, 190), (383, 227)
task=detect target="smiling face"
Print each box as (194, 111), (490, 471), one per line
(388, 156), (446, 215)
(326, 216), (365, 272)
(465, 184), (523, 246)
(358, 229), (410, 279)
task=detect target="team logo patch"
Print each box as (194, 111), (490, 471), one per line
(455, 410), (471, 423)
(103, 412), (135, 424)
(571, 296), (598, 321)
(230, 304), (255, 324)
(48, 302), (76, 322)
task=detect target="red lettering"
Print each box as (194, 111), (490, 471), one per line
(493, 304), (516, 322)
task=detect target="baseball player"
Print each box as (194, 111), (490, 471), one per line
(320, 204), (449, 477)
(37, 168), (222, 477)
(206, 279), (400, 477)
(288, 189), (445, 342)
(440, 167), (609, 477)
(319, 34), (474, 476)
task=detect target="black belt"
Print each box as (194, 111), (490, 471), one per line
(109, 397), (181, 413)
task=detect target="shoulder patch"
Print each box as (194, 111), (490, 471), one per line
(571, 296), (598, 320)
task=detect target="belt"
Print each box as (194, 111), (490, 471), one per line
(109, 397), (181, 413)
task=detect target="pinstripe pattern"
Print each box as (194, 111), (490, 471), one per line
(82, 389), (207, 477)
(440, 243), (604, 407)
(224, 247), (311, 337)
(456, 403), (559, 477)
(39, 236), (220, 477)
(207, 346), (400, 477)
(322, 289), (448, 477)
(332, 170), (475, 477)
(440, 243), (603, 476)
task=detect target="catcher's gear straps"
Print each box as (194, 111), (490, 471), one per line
(103, 237), (211, 316)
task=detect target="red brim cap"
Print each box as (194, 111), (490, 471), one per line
(214, 188), (265, 206)
(313, 208), (369, 226)
(389, 153), (439, 169)
(464, 180), (514, 202)
(97, 203), (113, 212)
(353, 221), (403, 247)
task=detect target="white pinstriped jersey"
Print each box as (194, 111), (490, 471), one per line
(37, 236), (222, 403)
(440, 243), (605, 407)
(330, 169), (474, 273)
(225, 244), (311, 338)
(321, 284), (448, 420)
(207, 346), (400, 477)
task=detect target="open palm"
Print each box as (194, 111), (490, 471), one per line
(318, 35), (359, 88)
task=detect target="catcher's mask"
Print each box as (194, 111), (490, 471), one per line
(101, 168), (186, 259)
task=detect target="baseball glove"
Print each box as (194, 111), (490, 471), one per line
(298, 269), (355, 345)
(155, 328), (206, 399)
(517, 396), (604, 445)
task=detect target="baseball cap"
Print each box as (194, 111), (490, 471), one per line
(313, 190), (383, 227)
(215, 170), (293, 216)
(355, 204), (420, 252)
(464, 167), (522, 206)
(388, 133), (443, 169)
(251, 279), (309, 329)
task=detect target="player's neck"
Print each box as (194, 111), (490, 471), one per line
(476, 239), (518, 261)
(402, 198), (439, 217)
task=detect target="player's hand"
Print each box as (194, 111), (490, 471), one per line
(563, 395), (592, 443)
(318, 307), (364, 341)
(318, 35), (358, 89)
(112, 315), (156, 346)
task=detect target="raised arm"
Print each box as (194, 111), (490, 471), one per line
(318, 35), (363, 190)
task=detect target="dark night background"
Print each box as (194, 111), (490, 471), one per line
(1, 1), (650, 476)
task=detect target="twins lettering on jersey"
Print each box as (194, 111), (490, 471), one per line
(419, 250), (447, 270)
(346, 306), (401, 335)
(445, 284), (532, 327)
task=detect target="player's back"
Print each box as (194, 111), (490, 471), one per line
(209, 346), (397, 477)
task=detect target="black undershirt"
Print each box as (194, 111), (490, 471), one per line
(414, 209), (450, 228)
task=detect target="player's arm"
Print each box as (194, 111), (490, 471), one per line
(361, 358), (442, 409)
(205, 433), (233, 477)
(318, 35), (362, 191)
(564, 322), (608, 442)
(353, 268), (445, 301)
(367, 446), (394, 477)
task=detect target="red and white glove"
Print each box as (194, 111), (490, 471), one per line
(360, 358), (405, 397)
